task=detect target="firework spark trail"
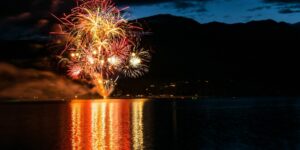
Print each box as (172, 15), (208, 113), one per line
(52, 0), (150, 98)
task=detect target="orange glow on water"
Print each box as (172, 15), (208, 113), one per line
(71, 102), (82, 150)
(132, 101), (145, 150)
(69, 99), (147, 150)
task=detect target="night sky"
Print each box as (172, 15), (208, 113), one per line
(119, 0), (300, 23)
(1, 0), (300, 24)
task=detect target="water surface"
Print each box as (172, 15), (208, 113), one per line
(0, 98), (300, 149)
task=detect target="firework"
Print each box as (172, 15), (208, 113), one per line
(52, 0), (150, 98)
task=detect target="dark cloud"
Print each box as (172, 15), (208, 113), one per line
(159, 0), (208, 13)
(173, 1), (196, 9)
(287, 4), (300, 8)
(277, 4), (300, 13)
(115, 0), (209, 6)
(1, 0), (65, 18)
(262, 0), (300, 14)
(263, 0), (300, 3)
(115, 0), (170, 5)
(0, 0), (72, 41)
(195, 7), (207, 12)
(248, 6), (271, 11)
(0, 63), (91, 99)
(117, 0), (209, 13)
(279, 8), (300, 13)
(244, 16), (253, 19)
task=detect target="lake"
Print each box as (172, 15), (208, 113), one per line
(0, 97), (300, 149)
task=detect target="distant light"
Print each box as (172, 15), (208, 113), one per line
(100, 59), (105, 65)
(98, 79), (103, 84)
(87, 55), (95, 64)
(170, 84), (176, 87)
(92, 50), (97, 55)
(107, 56), (120, 66)
(130, 56), (141, 67)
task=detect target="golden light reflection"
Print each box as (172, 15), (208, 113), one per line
(132, 100), (145, 150)
(91, 101), (107, 149)
(71, 102), (82, 150)
(69, 99), (147, 150)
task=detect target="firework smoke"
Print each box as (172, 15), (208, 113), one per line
(52, 0), (150, 98)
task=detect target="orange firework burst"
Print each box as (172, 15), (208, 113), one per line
(52, 0), (150, 98)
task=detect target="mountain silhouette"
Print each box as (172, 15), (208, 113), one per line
(134, 15), (300, 80)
